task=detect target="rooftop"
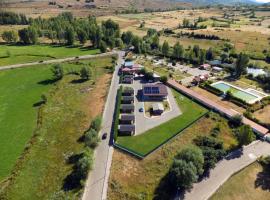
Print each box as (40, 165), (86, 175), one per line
(143, 83), (168, 96)
(120, 114), (135, 121)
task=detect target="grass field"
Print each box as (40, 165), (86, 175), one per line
(0, 57), (112, 195)
(0, 44), (100, 66)
(0, 66), (53, 181)
(116, 89), (208, 157)
(108, 113), (236, 199)
(210, 162), (270, 200)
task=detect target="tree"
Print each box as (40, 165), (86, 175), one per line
(75, 150), (93, 179)
(194, 136), (226, 171)
(182, 18), (190, 28)
(18, 26), (38, 44)
(2, 30), (17, 43)
(99, 40), (107, 53)
(160, 76), (168, 83)
(80, 67), (91, 80)
(131, 36), (142, 54)
(176, 146), (204, 176)
(161, 41), (169, 57)
(151, 34), (159, 49)
(170, 159), (198, 189)
(77, 29), (88, 44)
(229, 114), (243, 127)
(193, 45), (200, 58)
(84, 128), (100, 148)
(173, 42), (184, 60)
(236, 125), (256, 146)
(235, 53), (249, 78)
(206, 48), (214, 60)
(121, 31), (134, 45)
(199, 49), (206, 64)
(51, 64), (64, 80)
(65, 26), (75, 45)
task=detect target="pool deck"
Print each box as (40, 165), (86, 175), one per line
(167, 79), (269, 136)
(211, 81), (267, 104)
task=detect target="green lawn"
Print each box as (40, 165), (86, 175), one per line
(0, 56), (113, 182)
(0, 57), (113, 199)
(0, 44), (100, 66)
(0, 66), (53, 181)
(116, 89), (208, 157)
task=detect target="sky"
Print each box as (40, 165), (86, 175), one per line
(256, 0), (270, 2)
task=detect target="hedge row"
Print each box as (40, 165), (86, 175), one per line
(200, 82), (223, 96)
(113, 86), (123, 141)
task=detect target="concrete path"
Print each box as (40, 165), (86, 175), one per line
(81, 51), (124, 200)
(0, 51), (117, 71)
(183, 140), (270, 200)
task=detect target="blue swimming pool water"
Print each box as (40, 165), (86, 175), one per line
(212, 82), (258, 103)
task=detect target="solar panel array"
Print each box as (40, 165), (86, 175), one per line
(144, 86), (160, 94)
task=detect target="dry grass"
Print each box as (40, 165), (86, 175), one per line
(254, 105), (270, 124)
(210, 162), (270, 200)
(108, 115), (236, 200)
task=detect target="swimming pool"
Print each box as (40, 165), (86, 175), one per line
(211, 81), (260, 104)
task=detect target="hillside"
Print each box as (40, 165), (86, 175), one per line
(176, 0), (258, 6)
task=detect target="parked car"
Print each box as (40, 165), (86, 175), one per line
(139, 108), (144, 112)
(102, 133), (108, 140)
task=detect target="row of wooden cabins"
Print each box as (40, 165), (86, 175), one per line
(118, 87), (136, 136)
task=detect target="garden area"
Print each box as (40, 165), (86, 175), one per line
(115, 89), (208, 157)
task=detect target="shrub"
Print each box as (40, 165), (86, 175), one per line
(229, 114), (243, 127)
(84, 128), (100, 149)
(235, 125), (256, 146)
(90, 116), (102, 132)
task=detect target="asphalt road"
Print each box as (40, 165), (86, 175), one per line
(182, 140), (270, 200)
(81, 51), (124, 200)
(0, 52), (117, 71)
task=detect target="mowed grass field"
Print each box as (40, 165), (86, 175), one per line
(116, 89), (208, 157)
(109, 113), (236, 200)
(210, 162), (270, 200)
(0, 56), (114, 199)
(0, 44), (100, 66)
(0, 66), (52, 181)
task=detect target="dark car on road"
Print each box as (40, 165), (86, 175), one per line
(102, 133), (108, 140)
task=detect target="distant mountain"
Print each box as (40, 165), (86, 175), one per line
(174, 0), (259, 6)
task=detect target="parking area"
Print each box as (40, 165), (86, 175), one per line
(126, 78), (182, 135)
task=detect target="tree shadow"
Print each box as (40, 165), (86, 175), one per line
(225, 147), (243, 160)
(153, 172), (176, 200)
(70, 79), (87, 84)
(62, 153), (84, 191)
(33, 101), (44, 107)
(38, 79), (58, 85)
(255, 165), (270, 191)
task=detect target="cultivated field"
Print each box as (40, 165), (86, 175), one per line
(210, 162), (270, 200)
(0, 45), (100, 66)
(0, 56), (114, 199)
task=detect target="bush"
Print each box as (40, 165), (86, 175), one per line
(235, 125), (256, 146)
(160, 75), (168, 83)
(90, 116), (102, 132)
(84, 128), (100, 149)
(229, 114), (243, 127)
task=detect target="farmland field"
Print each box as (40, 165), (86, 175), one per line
(116, 89), (208, 157)
(0, 45), (100, 66)
(0, 56), (114, 199)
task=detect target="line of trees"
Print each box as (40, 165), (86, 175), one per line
(176, 31), (221, 40)
(0, 11), (28, 25)
(1, 12), (122, 52)
(179, 18), (207, 30)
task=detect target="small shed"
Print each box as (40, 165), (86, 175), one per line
(118, 125), (135, 136)
(152, 103), (164, 115)
(120, 114), (135, 124)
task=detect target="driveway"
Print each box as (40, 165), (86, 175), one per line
(182, 140), (270, 200)
(132, 79), (181, 135)
(82, 51), (124, 200)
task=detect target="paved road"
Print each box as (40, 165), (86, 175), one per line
(0, 52), (117, 71)
(81, 51), (124, 200)
(182, 140), (270, 200)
